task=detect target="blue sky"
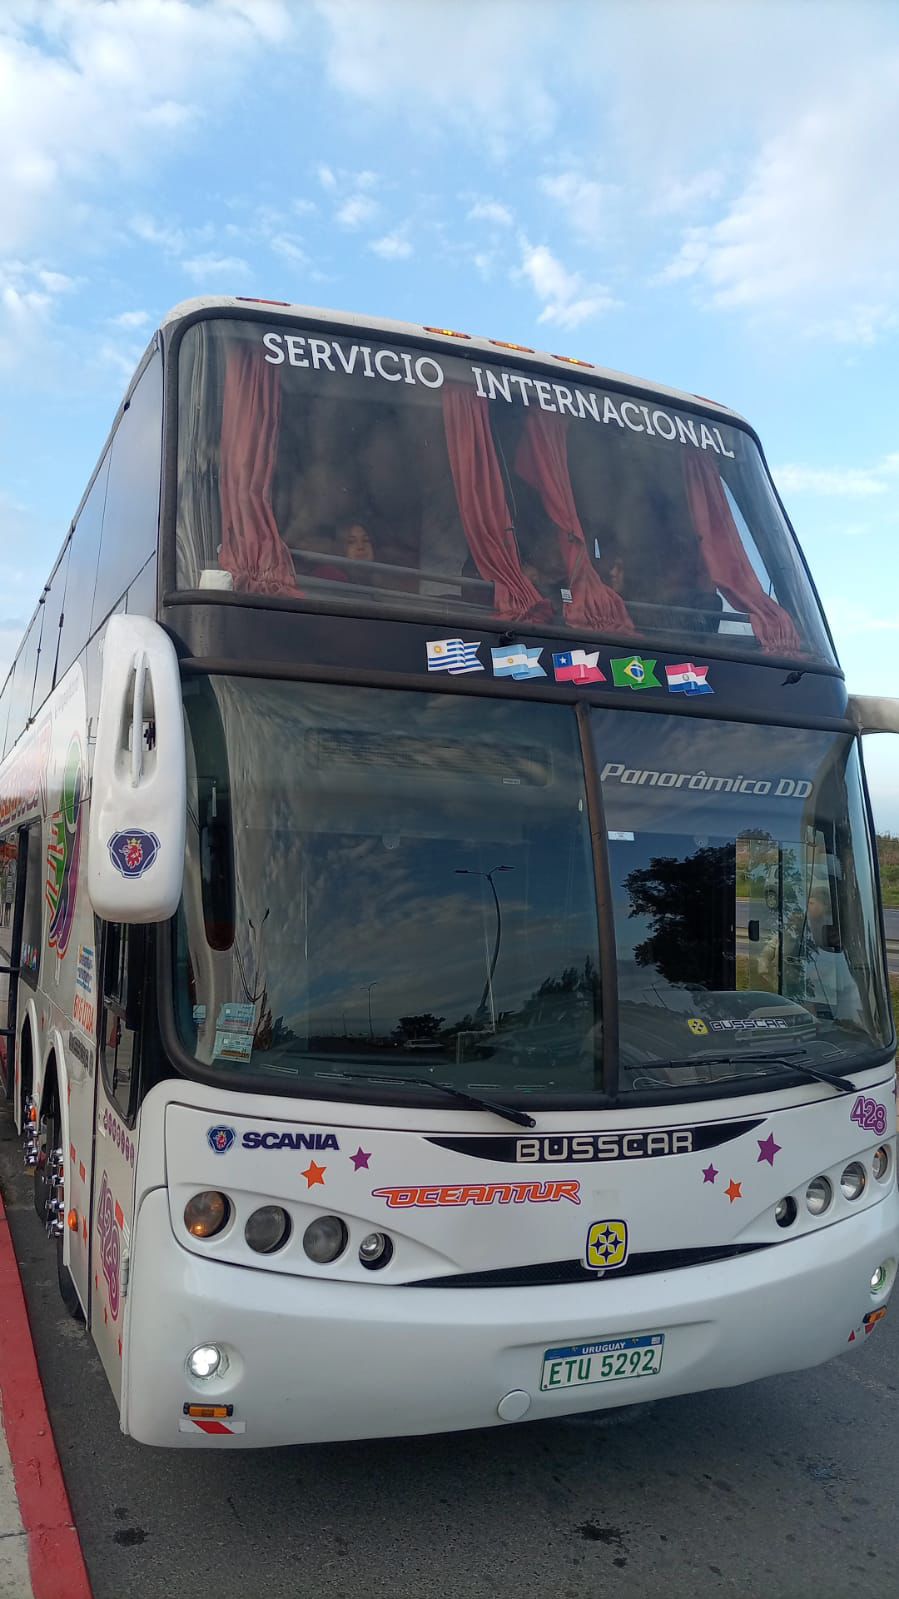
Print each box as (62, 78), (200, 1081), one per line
(2, 0), (898, 828)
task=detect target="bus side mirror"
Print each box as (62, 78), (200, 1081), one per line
(88, 615), (186, 924)
(847, 695), (899, 734)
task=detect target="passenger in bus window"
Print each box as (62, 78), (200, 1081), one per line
(311, 521), (376, 585)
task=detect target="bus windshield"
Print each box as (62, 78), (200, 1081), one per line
(176, 317), (834, 666)
(173, 679), (890, 1103)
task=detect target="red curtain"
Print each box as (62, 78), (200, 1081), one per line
(514, 412), (633, 632)
(442, 385), (545, 621)
(683, 454), (802, 656)
(219, 345), (302, 596)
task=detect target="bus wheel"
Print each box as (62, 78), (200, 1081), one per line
(33, 1092), (83, 1321)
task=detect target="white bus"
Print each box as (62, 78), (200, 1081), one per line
(1, 297), (897, 1447)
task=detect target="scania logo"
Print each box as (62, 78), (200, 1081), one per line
(207, 1125), (236, 1155)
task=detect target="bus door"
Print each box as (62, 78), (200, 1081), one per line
(0, 830), (28, 1106)
(91, 922), (144, 1398)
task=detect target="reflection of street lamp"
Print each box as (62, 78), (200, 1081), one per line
(455, 866), (514, 1024)
(367, 981), (379, 1040)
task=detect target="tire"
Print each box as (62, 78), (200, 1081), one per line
(33, 1091), (83, 1320)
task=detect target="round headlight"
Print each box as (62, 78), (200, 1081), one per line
(774, 1196), (797, 1228)
(359, 1230), (393, 1269)
(184, 1191), (230, 1238)
(840, 1162), (866, 1201)
(302, 1215), (348, 1264)
(245, 1205), (291, 1254)
(872, 1146), (891, 1182)
(187, 1343), (226, 1379)
(871, 1262), (891, 1295)
(806, 1176), (833, 1216)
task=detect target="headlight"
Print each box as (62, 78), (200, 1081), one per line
(774, 1196), (797, 1228)
(187, 1343), (227, 1379)
(184, 1191), (230, 1238)
(806, 1176), (833, 1216)
(359, 1230), (393, 1269)
(871, 1262), (892, 1295)
(245, 1205), (291, 1254)
(302, 1215), (348, 1264)
(840, 1162), (866, 1201)
(872, 1146), (891, 1182)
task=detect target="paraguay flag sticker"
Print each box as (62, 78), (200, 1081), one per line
(665, 662), (713, 696)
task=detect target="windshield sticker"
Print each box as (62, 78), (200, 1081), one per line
(350, 1146), (372, 1170)
(610, 655), (662, 691)
(725, 1179), (743, 1203)
(491, 645), (546, 681)
(608, 830), (635, 842)
(585, 1219), (628, 1270)
(757, 1133), (781, 1166)
(213, 1030), (254, 1063)
(687, 1017), (709, 1035)
(218, 1002), (255, 1029)
(665, 662), (713, 696)
(258, 332), (737, 459)
(850, 1095), (887, 1136)
(553, 649), (606, 685)
(426, 1118), (764, 1165)
(302, 1160), (327, 1188)
(213, 1001), (256, 1063)
(107, 828), (160, 878)
(426, 638), (483, 675)
(372, 1180), (581, 1208)
(600, 762), (813, 798)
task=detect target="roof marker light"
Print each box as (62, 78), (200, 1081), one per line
(490, 339), (535, 353)
(423, 326), (471, 338)
(236, 297), (291, 306)
(552, 354), (595, 368)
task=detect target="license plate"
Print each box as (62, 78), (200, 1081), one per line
(540, 1334), (665, 1391)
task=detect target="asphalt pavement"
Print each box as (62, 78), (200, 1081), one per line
(2, 1105), (898, 1599)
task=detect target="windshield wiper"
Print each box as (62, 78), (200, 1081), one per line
(324, 1069), (537, 1128)
(654, 1048), (855, 1095)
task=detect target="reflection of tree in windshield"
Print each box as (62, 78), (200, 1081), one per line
(624, 845), (736, 988)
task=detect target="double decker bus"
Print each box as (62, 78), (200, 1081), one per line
(1, 296), (897, 1447)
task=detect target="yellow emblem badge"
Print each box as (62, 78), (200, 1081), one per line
(585, 1219), (629, 1270)
(687, 1017), (709, 1036)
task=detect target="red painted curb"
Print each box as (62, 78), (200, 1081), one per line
(0, 1188), (93, 1599)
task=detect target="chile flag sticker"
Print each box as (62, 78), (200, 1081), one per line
(107, 829), (161, 879)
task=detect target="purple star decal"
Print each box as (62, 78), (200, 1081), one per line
(757, 1133), (781, 1167)
(702, 1163), (718, 1184)
(350, 1147), (371, 1171)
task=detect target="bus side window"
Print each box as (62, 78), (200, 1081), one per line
(100, 924), (146, 1124)
(19, 826), (43, 988)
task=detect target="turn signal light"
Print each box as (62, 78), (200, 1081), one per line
(183, 1403), (233, 1419)
(67, 1209), (79, 1232)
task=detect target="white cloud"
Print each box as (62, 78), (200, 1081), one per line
(0, 1), (295, 258)
(518, 241), (617, 330)
(317, 163), (337, 190)
(335, 194), (379, 229)
(775, 454), (899, 499)
(182, 253), (251, 282)
(538, 171), (616, 245)
(650, 169), (724, 217)
(659, 57), (899, 331)
(467, 199), (514, 228)
(369, 230), (412, 261)
(130, 214), (187, 256)
(110, 309), (151, 330)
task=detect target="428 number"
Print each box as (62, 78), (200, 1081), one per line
(850, 1095), (887, 1137)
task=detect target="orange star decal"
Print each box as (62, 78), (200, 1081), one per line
(302, 1160), (326, 1188)
(725, 1179), (742, 1203)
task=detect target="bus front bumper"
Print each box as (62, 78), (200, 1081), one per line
(124, 1188), (898, 1447)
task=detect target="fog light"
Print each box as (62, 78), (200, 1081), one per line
(302, 1215), (347, 1264)
(245, 1205), (291, 1254)
(840, 1162), (866, 1201)
(774, 1196), (797, 1228)
(184, 1191), (229, 1238)
(872, 1146), (890, 1182)
(871, 1263), (891, 1295)
(806, 1176), (832, 1216)
(187, 1343), (226, 1380)
(359, 1231), (393, 1270)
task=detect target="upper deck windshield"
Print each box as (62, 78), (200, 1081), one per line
(171, 679), (891, 1105)
(175, 317), (834, 666)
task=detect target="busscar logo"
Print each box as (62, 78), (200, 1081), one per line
(207, 1125), (236, 1155)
